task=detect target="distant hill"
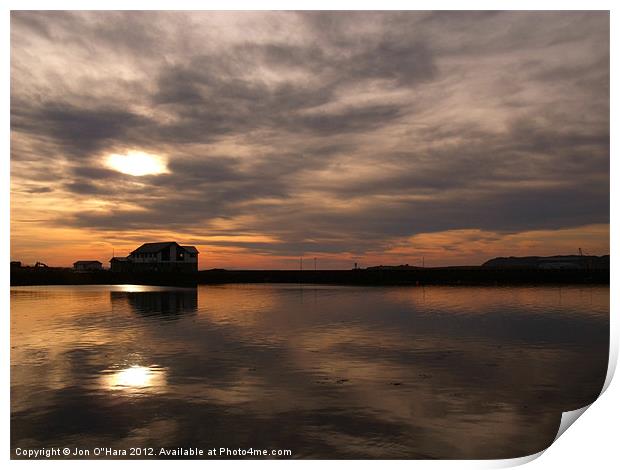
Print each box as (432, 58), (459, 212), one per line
(366, 264), (421, 270)
(482, 255), (609, 270)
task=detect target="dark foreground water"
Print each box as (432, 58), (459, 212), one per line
(11, 284), (609, 459)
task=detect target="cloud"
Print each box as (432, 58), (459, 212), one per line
(10, 11), (609, 265)
(12, 101), (150, 156)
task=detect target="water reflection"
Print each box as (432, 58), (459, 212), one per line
(10, 284), (609, 459)
(103, 365), (167, 392)
(110, 288), (198, 317)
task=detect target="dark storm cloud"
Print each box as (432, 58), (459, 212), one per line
(323, 120), (610, 198)
(63, 181), (103, 195)
(149, 44), (419, 142)
(292, 104), (405, 135)
(349, 41), (437, 85)
(11, 100), (150, 156)
(165, 158), (241, 183)
(70, 166), (120, 180)
(11, 11), (609, 258)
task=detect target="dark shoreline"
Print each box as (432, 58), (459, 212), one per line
(10, 266), (610, 287)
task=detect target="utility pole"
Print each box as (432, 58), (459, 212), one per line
(300, 257), (303, 271)
(314, 257), (317, 271)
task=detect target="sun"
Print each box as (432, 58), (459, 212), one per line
(105, 150), (168, 176)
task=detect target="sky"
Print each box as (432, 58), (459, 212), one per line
(10, 11), (609, 269)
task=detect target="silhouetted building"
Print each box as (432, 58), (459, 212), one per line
(366, 264), (420, 270)
(10, 261), (21, 269)
(110, 241), (199, 273)
(482, 255), (609, 270)
(109, 256), (131, 272)
(73, 260), (103, 272)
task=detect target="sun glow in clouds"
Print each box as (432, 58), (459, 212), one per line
(105, 150), (168, 176)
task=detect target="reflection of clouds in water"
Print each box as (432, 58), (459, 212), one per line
(197, 285), (280, 327)
(11, 284), (609, 458)
(114, 418), (181, 449)
(385, 285), (609, 318)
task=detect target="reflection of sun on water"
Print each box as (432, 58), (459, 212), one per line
(112, 284), (166, 293)
(105, 150), (168, 176)
(104, 365), (167, 392)
(115, 366), (151, 387)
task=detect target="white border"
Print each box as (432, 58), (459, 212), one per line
(0, 1), (617, 10)
(3, 1), (616, 469)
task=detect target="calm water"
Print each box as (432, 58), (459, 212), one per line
(11, 284), (609, 459)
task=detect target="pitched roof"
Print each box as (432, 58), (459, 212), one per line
(130, 242), (199, 255)
(131, 241), (178, 254)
